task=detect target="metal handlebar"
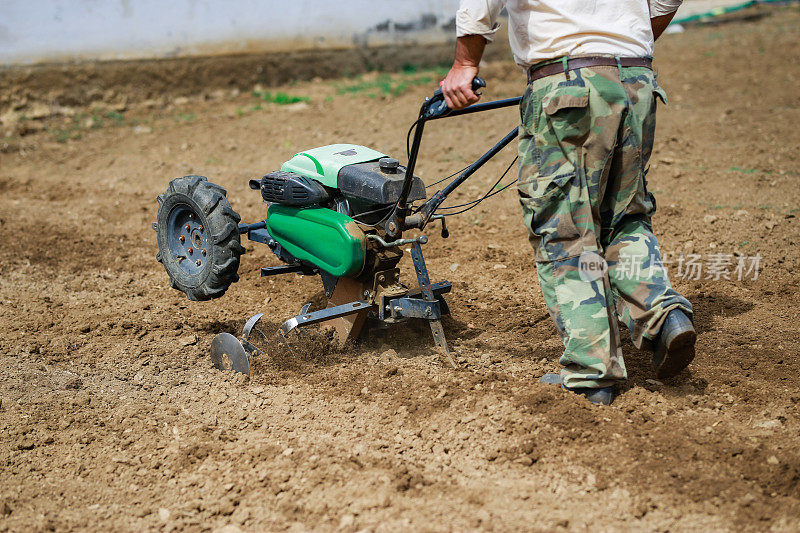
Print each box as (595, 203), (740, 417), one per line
(385, 77), (521, 240)
(386, 78), (488, 238)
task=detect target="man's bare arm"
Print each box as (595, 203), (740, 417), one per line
(651, 11), (678, 40)
(441, 34), (486, 110)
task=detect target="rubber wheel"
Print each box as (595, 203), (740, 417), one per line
(154, 175), (245, 301)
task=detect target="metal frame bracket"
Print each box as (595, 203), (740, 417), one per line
(388, 297), (441, 320)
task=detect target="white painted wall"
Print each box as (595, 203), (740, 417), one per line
(0, 0), (460, 65)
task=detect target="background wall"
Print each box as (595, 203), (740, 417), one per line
(0, 0), (460, 66)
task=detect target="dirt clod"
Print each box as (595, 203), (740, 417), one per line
(63, 377), (83, 390)
(179, 335), (198, 346)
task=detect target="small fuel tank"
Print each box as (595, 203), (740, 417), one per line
(265, 204), (366, 277)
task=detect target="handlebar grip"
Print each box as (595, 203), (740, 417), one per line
(425, 77), (486, 119)
(431, 77), (485, 100)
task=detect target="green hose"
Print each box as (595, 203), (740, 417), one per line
(670, 0), (799, 25)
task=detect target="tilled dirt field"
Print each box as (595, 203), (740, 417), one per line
(2, 8), (800, 532)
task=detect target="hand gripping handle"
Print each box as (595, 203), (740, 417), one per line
(424, 77), (486, 119)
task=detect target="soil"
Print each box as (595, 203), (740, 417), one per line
(0, 40), (520, 116)
(1, 6), (800, 532)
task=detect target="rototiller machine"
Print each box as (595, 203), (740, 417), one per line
(154, 78), (522, 375)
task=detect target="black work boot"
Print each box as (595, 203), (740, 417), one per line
(653, 309), (696, 379)
(539, 373), (616, 406)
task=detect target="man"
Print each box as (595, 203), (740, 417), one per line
(441, 0), (696, 405)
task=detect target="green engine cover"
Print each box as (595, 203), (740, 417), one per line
(266, 204), (366, 277)
(280, 144), (386, 188)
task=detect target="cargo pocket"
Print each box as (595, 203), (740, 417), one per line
(519, 172), (582, 263)
(625, 166), (658, 220)
(536, 84), (591, 178)
(543, 85), (590, 116)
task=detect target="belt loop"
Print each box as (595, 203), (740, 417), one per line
(615, 56), (623, 81)
(561, 56), (570, 81)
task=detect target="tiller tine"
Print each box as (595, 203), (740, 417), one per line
(280, 278), (372, 348)
(210, 332), (252, 376)
(209, 313), (267, 376)
(410, 241), (457, 369)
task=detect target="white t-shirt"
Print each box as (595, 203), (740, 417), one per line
(456, 0), (683, 67)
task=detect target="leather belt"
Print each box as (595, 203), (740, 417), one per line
(527, 56), (653, 83)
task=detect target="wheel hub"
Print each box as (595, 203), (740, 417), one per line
(167, 206), (209, 276)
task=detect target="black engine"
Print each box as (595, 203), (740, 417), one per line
(249, 172), (330, 206)
(250, 157), (426, 210)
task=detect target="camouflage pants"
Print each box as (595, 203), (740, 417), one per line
(517, 60), (693, 389)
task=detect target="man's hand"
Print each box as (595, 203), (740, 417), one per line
(439, 64), (480, 110)
(441, 35), (486, 110)
(441, 64), (480, 110)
